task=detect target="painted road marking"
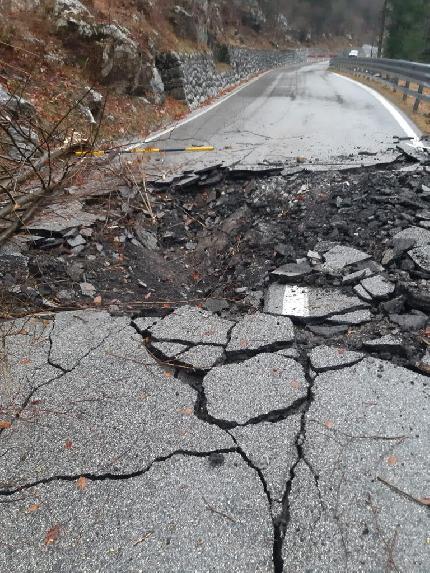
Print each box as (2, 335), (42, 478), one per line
(282, 285), (310, 317)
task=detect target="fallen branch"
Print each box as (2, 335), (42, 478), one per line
(0, 146), (75, 219)
(376, 476), (430, 508)
(201, 495), (236, 523)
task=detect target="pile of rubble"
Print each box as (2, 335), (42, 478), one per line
(2, 148), (430, 370)
(1, 147), (430, 570)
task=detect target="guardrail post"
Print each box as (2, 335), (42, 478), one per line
(413, 84), (424, 112)
(393, 77), (399, 92)
(403, 80), (410, 101)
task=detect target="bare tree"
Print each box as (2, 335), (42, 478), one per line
(0, 84), (106, 245)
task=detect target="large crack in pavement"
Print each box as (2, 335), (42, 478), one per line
(0, 448), (240, 497)
(272, 356), (318, 573)
(136, 324), (322, 572)
(1, 302), (428, 571)
(2, 151), (430, 571)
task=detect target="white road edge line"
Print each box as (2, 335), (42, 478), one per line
(127, 70), (273, 149)
(333, 72), (422, 148)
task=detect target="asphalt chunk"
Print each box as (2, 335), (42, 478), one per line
(283, 358), (429, 572)
(321, 245), (371, 273)
(203, 354), (307, 424)
(178, 344), (225, 369)
(264, 284), (368, 320)
(392, 226), (430, 247)
(309, 345), (364, 372)
(360, 275), (395, 301)
(226, 312), (295, 353)
(408, 244), (430, 273)
(149, 306), (234, 346)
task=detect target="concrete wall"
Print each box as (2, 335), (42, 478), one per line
(157, 47), (305, 109)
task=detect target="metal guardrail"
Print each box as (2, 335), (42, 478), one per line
(330, 56), (430, 112)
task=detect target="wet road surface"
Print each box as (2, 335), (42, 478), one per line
(139, 62), (420, 178)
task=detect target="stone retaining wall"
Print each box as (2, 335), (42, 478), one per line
(157, 47), (305, 109)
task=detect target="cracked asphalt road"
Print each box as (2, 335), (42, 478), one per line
(140, 62), (419, 179)
(1, 62), (430, 573)
(0, 301), (428, 572)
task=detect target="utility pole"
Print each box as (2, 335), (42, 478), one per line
(378, 0), (389, 58)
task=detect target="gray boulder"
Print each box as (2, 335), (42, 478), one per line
(235, 0), (266, 32)
(6, 124), (40, 161)
(0, 84), (35, 118)
(53, 1), (162, 98)
(79, 87), (103, 124)
(169, 1), (209, 46)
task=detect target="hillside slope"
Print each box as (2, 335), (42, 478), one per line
(0, 0), (370, 144)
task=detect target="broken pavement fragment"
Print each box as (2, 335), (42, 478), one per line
(226, 312), (294, 353)
(326, 309), (372, 325)
(321, 245), (371, 273)
(363, 334), (405, 354)
(389, 312), (427, 331)
(264, 283), (368, 320)
(283, 357), (429, 572)
(341, 268), (372, 285)
(26, 200), (103, 234)
(148, 306), (234, 345)
(0, 454), (273, 572)
(392, 226), (430, 247)
(270, 261), (312, 281)
(360, 274), (395, 301)
(353, 283), (373, 302)
(203, 354), (307, 425)
(309, 345), (364, 372)
(408, 244), (430, 273)
(152, 341), (189, 358)
(178, 344), (225, 370)
(0, 318), (233, 489)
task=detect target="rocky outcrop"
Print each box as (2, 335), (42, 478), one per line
(0, 84), (39, 160)
(157, 47), (303, 109)
(0, 84), (35, 118)
(52, 0), (164, 101)
(168, 0), (226, 46)
(169, 2), (208, 46)
(234, 0), (266, 32)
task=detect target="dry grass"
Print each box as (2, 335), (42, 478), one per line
(0, 9), (188, 146)
(335, 71), (430, 135)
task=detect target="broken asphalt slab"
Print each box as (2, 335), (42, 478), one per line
(283, 358), (429, 572)
(203, 354), (307, 425)
(308, 345), (364, 372)
(147, 306), (234, 345)
(264, 284), (368, 320)
(320, 245), (371, 273)
(226, 313), (294, 353)
(0, 313), (233, 489)
(0, 454), (273, 573)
